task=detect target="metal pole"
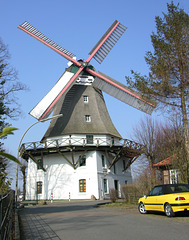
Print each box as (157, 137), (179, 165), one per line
(15, 114), (63, 207)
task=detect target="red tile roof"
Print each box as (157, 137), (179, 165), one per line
(153, 156), (173, 167)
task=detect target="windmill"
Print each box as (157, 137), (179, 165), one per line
(18, 20), (156, 200)
(18, 20), (155, 121)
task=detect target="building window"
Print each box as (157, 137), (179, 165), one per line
(79, 155), (86, 166)
(123, 160), (126, 170)
(113, 164), (116, 174)
(37, 159), (43, 170)
(86, 135), (93, 144)
(114, 180), (119, 191)
(170, 169), (180, 184)
(85, 115), (91, 122)
(79, 179), (86, 192)
(102, 155), (105, 168)
(83, 96), (88, 103)
(103, 179), (108, 193)
(37, 181), (42, 194)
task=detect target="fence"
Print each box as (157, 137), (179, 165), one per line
(0, 190), (15, 240)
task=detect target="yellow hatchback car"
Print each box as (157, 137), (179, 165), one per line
(138, 184), (189, 217)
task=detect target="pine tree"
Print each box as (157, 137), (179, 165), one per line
(126, 2), (189, 182)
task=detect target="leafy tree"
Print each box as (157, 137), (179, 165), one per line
(0, 127), (20, 193)
(126, 2), (189, 182)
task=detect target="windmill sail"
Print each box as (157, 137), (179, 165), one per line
(18, 20), (156, 120)
(18, 21), (78, 65)
(92, 71), (156, 114)
(88, 20), (127, 64)
(30, 71), (75, 120)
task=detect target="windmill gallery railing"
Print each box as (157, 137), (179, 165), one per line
(20, 137), (143, 155)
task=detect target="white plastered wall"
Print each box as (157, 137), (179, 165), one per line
(26, 149), (132, 200)
(26, 150), (99, 200)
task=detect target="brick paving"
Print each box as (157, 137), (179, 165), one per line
(19, 211), (61, 240)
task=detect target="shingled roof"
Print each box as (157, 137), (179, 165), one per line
(42, 84), (122, 140)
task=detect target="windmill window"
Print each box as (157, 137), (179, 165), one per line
(79, 155), (86, 166)
(113, 164), (116, 174)
(37, 181), (42, 194)
(37, 159), (43, 170)
(83, 96), (88, 103)
(102, 155), (105, 168)
(123, 160), (126, 170)
(86, 135), (93, 144)
(85, 115), (91, 122)
(79, 179), (86, 192)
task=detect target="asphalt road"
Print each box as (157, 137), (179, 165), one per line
(19, 200), (189, 240)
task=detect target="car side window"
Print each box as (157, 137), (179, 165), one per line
(148, 186), (163, 196)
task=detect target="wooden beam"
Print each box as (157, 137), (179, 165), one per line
(58, 150), (76, 169)
(75, 151), (87, 166)
(108, 149), (122, 169)
(70, 150), (76, 169)
(105, 149), (111, 166)
(28, 152), (46, 172)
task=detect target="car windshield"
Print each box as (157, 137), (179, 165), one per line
(165, 184), (189, 194)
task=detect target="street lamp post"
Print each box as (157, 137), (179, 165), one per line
(15, 114), (62, 205)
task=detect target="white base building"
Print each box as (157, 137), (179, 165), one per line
(23, 135), (136, 200)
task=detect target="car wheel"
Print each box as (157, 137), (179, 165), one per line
(138, 202), (147, 214)
(164, 203), (175, 217)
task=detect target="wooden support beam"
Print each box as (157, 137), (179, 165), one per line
(105, 149), (111, 166)
(122, 156), (140, 172)
(70, 150), (76, 169)
(58, 150), (76, 169)
(28, 152), (46, 172)
(108, 149), (122, 169)
(75, 151), (87, 167)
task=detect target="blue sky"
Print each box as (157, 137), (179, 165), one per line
(0, 0), (189, 183)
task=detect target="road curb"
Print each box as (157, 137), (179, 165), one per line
(15, 209), (20, 240)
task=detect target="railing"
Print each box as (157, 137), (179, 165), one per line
(20, 137), (143, 155)
(0, 190), (15, 240)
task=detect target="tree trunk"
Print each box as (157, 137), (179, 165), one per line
(180, 89), (189, 183)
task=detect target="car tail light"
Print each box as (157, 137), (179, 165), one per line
(175, 197), (185, 200)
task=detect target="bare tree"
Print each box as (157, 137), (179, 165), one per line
(133, 116), (159, 167)
(0, 38), (26, 120)
(0, 38), (26, 191)
(133, 115), (187, 185)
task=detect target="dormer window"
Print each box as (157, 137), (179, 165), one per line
(85, 115), (91, 122)
(83, 96), (88, 103)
